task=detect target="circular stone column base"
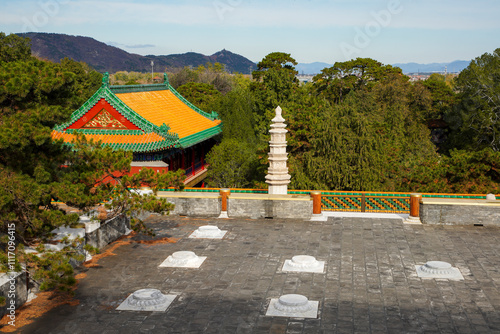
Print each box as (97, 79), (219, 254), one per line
(168, 251), (198, 265)
(282, 255), (325, 273)
(159, 251), (206, 268)
(189, 225), (227, 239)
(289, 255), (320, 269)
(116, 289), (177, 311)
(266, 294), (319, 318)
(415, 261), (464, 279)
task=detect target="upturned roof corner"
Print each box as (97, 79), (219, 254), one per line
(51, 72), (222, 153)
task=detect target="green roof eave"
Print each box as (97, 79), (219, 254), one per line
(178, 124), (222, 149)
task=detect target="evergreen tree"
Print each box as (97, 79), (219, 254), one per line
(447, 48), (500, 151)
(0, 33), (184, 292)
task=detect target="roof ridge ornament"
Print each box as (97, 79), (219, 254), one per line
(159, 123), (171, 134)
(102, 72), (109, 87)
(164, 73), (169, 86)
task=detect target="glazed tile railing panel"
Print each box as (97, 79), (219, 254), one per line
(320, 192), (487, 213)
(158, 188), (490, 214)
(321, 194), (410, 213)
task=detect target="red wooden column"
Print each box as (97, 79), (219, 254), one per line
(410, 193), (421, 218)
(201, 146), (205, 170)
(181, 151), (185, 170)
(310, 191), (322, 215)
(218, 188), (230, 218)
(404, 193), (422, 224)
(191, 148), (195, 175)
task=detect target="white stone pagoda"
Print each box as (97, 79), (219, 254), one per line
(265, 106), (291, 195)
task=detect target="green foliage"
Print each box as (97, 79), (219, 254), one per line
(26, 238), (84, 292)
(204, 51), (499, 194)
(299, 78), (437, 191)
(0, 32), (31, 63)
(402, 149), (500, 194)
(446, 48), (500, 152)
(176, 82), (221, 111)
(252, 52), (299, 108)
(170, 63), (234, 94)
(0, 33), (185, 293)
(210, 87), (258, 143)
(105, 167), (185, 233)
(421, 74), (456, 120)
(110, 71), (162, 85)
(312, 58), (403, 103)
(206, 139), (258, 188)
(125, 80), (140, 85)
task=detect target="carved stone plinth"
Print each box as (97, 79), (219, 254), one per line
(266, 294), (319, 318)
(265, 106), (291, 195)
(282, 255), (325, 273)
(189, 225), (227, 239)
(159, 251), (206, 268)
(415, 261), (464, 280)
(116, 289), (177, 311)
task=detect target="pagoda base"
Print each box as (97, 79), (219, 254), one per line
(268, 185), (288, 195)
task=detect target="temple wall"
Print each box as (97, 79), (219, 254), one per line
(420, 198), (500, 226)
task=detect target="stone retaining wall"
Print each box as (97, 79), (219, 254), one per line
(167, 196), (220, 217)
(420, 198), (500, 226)
(0, 271), (27, 319)
(0, 214), (131, 321)
(157, 192), (313, 219)
(228, 194), (312, 219)
(85, 214), (131, 249)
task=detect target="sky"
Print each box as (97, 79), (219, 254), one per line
(1, 0), (499, 65)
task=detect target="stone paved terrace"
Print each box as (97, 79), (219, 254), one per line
(19, 215), (500, 333)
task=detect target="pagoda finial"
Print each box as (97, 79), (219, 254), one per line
(164, 73), (169, 86)
(272, 105), (285, 123)
(102, 72), (109, 87)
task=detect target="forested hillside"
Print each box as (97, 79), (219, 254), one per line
(17, 32), (257, 74)
(171, 52), (500, 194)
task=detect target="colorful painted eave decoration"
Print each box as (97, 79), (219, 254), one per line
(51, 73), (222, 152)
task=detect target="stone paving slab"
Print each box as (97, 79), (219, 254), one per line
(18, 215), (500, 333)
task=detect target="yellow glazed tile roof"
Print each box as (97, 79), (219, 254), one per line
(115, 90), (221, 139)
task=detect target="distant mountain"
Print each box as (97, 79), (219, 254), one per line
(296, 62), (332, 75)
(17, 32), (257, 74)
(296, 60), (470, 75)
(391, 60), (470, 74)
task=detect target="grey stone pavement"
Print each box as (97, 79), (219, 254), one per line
(19, 215), (500, 333)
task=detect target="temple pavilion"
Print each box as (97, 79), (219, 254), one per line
(51, 73), (222, 186)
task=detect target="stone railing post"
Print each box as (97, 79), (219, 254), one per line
(405, 193), (422, 224)
(218, 188), (230, 219)
(310, 191), (326, 221)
